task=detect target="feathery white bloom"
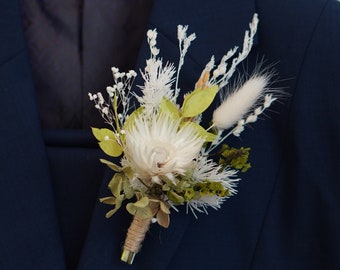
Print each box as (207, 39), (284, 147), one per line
(213, 75), (269, 130)
(124, 113), (204, 185)
(193, 156), (238, 194)
(136, 59), (176, 115)
(188, 195), (225, 215)
(186, 156), (239, 217)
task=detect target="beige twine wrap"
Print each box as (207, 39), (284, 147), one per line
(121, 215), (152, 264)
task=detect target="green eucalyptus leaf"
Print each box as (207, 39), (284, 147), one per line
(183, 122), (216, 142)
(105, 195), (124, 218)
(123, 107), (144, 131)
(99, 140), (123, 157)
(167, 190), (185, 204)
(99, 196), (116, 205)
(123, 178), (135, 199)
(122, 166), (135, 180)
(92, 127), (123, 157)
(136, 206), (154, 219)
(134, 196), (149, 208)
(91, 127), (116, 141)
(126, 203), (137, 215)
(99, 159), (122, 172)
(108, 174), (123, 197)
(181, 85), (218, 117)
(105, 209), (117, 218)
(159, 98), (180, 119)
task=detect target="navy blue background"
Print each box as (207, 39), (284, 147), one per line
(0, 0), (339, 269)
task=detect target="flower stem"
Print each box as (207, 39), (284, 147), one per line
(121, 215), (152, 264)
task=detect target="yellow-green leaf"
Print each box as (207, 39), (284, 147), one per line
(126, 203), (137, 215)
(123, 107), (144, 131)
(123, 178), (135, 199)
(105, 209), (117, 218)
(99, 159), (122, 172)
(99, 140), (123, 157)
(134, 197), (149, 208)
(122, 166), (135, 180)
(91, 127), (116, 141)
(136, 206), (154, 219)
(108, 174), (123, 197)
(99, 196), (116, 205)
(182, 122), (216, 142)
(181, 85), (218, 117)
(104, 194), (124, 218)
(167, 190), (184, 204)
(159, 98), (180, 119)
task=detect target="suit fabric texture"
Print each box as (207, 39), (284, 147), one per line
(0, 0), (339, 269)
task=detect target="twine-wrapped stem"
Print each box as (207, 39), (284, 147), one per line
(121, 215), (152, 264)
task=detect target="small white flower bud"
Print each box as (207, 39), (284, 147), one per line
(233, 125), (244, 137)
(106, 87), (115, 98)
(151, 218), (158, 223)
(102, 107), (109, 115)
(97, 92), (104, 105)
(213, 69), (220, 78)
(264, 94), (276, 108)
(129, 70), (137, 77)
(151, 47), (160, 56)
(217, 64), (226, 74)
(177, 25), (186, 41)
(254, 107), (262, 115)
(111, 67), (119, 73)
(246, 114), (257, 123)
(149, 39), (157, 47)
(147, 29), (157, 40)
(238, 119), (245, 126)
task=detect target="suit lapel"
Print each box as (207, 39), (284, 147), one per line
(78, 0), (259, 269)
(0, 1), (66, 269)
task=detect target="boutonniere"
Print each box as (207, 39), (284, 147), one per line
(89, 13), (278, 264)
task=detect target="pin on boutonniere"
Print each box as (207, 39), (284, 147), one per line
(89, 13), (279, 264)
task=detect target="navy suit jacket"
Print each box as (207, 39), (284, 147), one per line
(1, 0), (339, 269)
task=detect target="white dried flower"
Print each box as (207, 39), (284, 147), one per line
(124, 113), (204, 185)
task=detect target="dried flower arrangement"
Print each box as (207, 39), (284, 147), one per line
(89, 13), (279, 264)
